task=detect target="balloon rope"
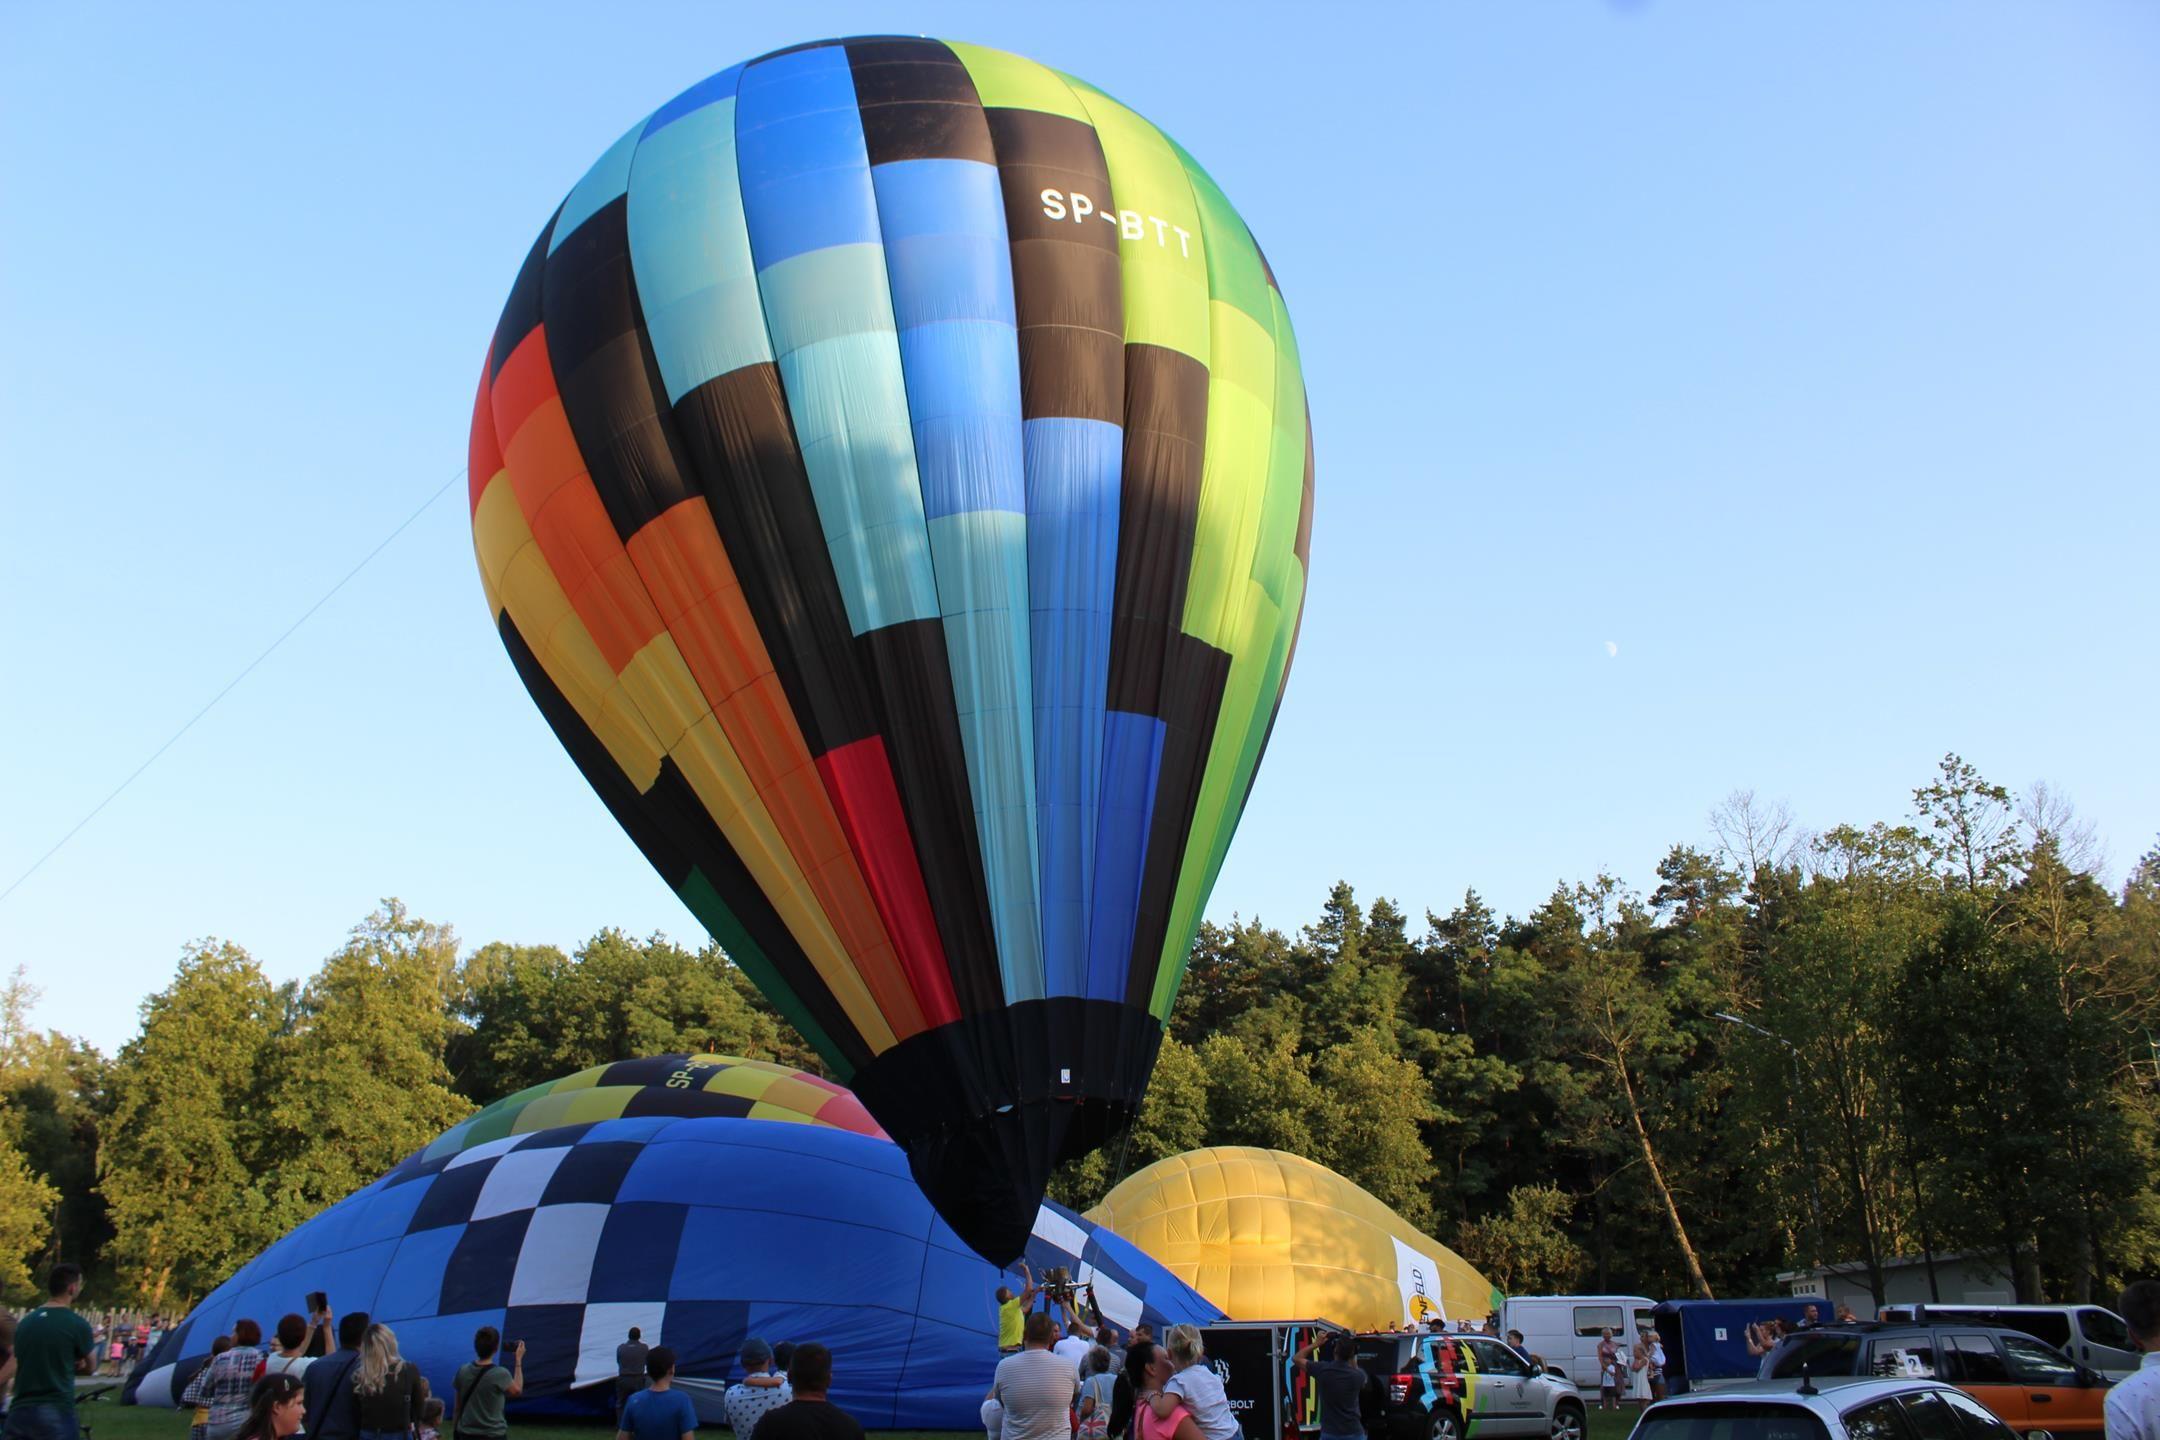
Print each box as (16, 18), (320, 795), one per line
(1109, 1121), (1136, 1194)
(0, 467), (465, 906)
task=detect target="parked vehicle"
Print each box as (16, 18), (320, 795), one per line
(1653, 1299), (1834, 1394)
(1199, 1320), (1343, 1440)
(1355, 1329), (1587, 1440)
(1627, 1376), (2020, 1440)
(1874, 1307), (2141, 1383)
(1501, 1296), (1657, 1390)
(1759, 1322), (2108, 1438)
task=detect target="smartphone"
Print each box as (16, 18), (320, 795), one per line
(306, 1291), (328, 1316)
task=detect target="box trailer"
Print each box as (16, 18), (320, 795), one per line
(1200, 1320), (1341, 1440)
(1651, 1298), (1829, 1394)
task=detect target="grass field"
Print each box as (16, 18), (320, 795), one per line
(74, 1389), (1644, 1440)
(76, 1405), (978, 1440)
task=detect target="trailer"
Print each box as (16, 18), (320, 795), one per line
(1651, 1298), (1829, 1394)
(1199, 1320), (1342, 1440)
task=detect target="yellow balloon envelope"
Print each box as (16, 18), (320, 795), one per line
(1086, 1147), (1499, 1331)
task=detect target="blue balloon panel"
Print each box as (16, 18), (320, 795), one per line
(125, 1118), (1219, 1429)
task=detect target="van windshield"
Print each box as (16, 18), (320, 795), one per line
(1635, 1404), (1831, 1440)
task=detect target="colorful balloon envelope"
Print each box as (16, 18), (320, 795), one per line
(467, 37), (1312, 1263)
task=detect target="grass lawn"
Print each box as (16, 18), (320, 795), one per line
(78, 1399), (975, 1440)
(76, 1386), (1646, 1440)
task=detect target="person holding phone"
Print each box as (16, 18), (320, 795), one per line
(452, 1328), (523, 1440)
(259, 1315), (320, 1381)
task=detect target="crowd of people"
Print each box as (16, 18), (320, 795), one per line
(982, 1305), (1241, 1440)
(8, 1255), (2160, 1440)
(0, 1262), (871, 1440)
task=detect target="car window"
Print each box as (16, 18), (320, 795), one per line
(1630, 1403), (1831, 1440)
(1897, 1392), (1963, 1440)
(1842, 1398), (1917, 1440)
(2077, 1309), (2131, 1352)
(1767, 1333), (1861, 1378)
(1575, 1306), (1623, 1338)
(1949, 1311), (2071, 1348)
(1868, 1339), (1940, 1378)
(1998, 1336), (2078, 1386)
(1465, 1339), (1529, 1377)
(1356, 1339), (1410, 1374)
(1936, 1390), (2019, 1440)
(2006, 1314), (2072, 1348)
(1947, 1335), (2011, 1385)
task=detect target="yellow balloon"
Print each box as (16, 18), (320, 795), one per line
(1086, 1147), (1499, 1331)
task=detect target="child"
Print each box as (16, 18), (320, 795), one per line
(191, 1336), (236, 1440)
(416, 1397), (446, 1440)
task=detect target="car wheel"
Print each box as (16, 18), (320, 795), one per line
(2026, 1431), (2053, 1440)
(1550, 1403), (1586, 1440)
(1430, 1407), (1465, 1440)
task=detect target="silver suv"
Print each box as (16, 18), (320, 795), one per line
(1357, 1331), (1587, 1440)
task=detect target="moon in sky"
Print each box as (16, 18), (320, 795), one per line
(1604, 640), (1619, 658)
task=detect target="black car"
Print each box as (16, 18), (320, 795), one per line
(1356, 1331), (1587, 1440)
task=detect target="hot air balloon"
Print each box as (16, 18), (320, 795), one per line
(126, 1062), (1221, 1427)
(468, 37), (1312, 1264)
(1086, 1147), (1502, 1331)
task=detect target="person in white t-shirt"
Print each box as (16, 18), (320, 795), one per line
(1151, 1325), (1239, 1440)
(2106, 1281), (2160, 1440)
(1052, 1317), (1095, 1376)
(260, 1313), (324, 1381)
(992, 1313), (1081, 1440)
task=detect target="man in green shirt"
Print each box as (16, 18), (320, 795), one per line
(6, 1263), (96, 1440)
(451, 1326), (524, 1440)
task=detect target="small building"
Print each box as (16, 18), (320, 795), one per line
(1778, 1250), (2015, 1310)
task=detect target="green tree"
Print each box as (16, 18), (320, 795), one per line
(99, 940), (280, 1308)
(1914, 753), (2020, 895)
(0, 1129), (57, 1301)
(258, 902), (471, 1229)
(1455, 1184), (1586, 1295)
(451, 930), (815, 1100)
(1532, 880), (1716, 1298)
(1309, 1029), (1438, 1226)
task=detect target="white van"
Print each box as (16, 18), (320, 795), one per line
(1501, 1295), (1658, 1391)
(1875, 1302), (2143, 1381)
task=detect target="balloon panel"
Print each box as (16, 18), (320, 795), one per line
(408, 1054), (886, 1164)
(469, 37), (1311, 1262)
(126, 1115), (1221, 1427)
(1086, 1147), (1501, 1332)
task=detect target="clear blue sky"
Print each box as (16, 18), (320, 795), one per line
(5, 3), (2155, 1057)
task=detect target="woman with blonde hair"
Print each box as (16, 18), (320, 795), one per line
(1146, 1325), (1239, 1440)
(352, 1323), (427, 1440)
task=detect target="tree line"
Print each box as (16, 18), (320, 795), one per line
(3, 754), (2154, 1313)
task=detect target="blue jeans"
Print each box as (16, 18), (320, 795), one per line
(4, 1405), (80, 1440)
